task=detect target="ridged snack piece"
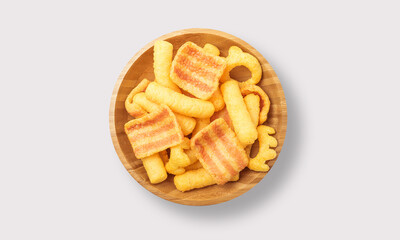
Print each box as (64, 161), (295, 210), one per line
(124, 105), (184, 159)
(191, 118), (248, 185)
(170, 42), (226, 100)
(145, 82), (215, 118)
(124, 79), (151, 118)
(221, 80), (258, 146)
(153, 40), (181, 92)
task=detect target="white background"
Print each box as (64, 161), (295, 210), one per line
(1, 1), (399, 239)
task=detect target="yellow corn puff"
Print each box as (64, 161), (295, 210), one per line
(125, 79), (151, 118)
(240, 84), (270, 125)
(145, 82), (215, 118)
(153, 40), (181, 92)
(221, 80), (258, 145)
(220, 46), (262, 85)
(174, 168), (239, 192)
(203, 43), (220, 56)
(208, 87), (225, 112)
(248, 126), (278, 172)
(142, 153), (168, 184)
(192, 118), (210, 137)
(244, 94), (260, 127)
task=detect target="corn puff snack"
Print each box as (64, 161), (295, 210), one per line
(248, 126), (278, 172)
(192, 118), (210, 137)
(153, 40), (181, 92)
(145, 82), (215, 118)
(240, 84), (270, 124)
(142, 153), (168, 184)
(221, 80), (258, 146)
(125, 79), (151, 118)
(220, 46), (262, 85)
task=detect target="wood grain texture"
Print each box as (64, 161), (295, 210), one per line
(109, 29), (287, 206)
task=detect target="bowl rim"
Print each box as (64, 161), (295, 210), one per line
(109, 28), (287, 206)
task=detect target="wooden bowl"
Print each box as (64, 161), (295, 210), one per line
(109, 29), (287, 206)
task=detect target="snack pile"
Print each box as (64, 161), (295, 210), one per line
(124, 41), (278, 192)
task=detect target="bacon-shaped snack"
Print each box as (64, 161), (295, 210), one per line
(210, 107), (234, 130)
(191, 118), (248, 185)
(170, 42), (226, 100)
(124, 105), (184, 159)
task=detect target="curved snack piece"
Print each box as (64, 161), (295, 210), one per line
(170, 42), (226, 100)
(125, 79), (151, 117)
(208, 87), (225, 112)
(153, 40), (181, 92)
(240, 84), (270, 125)
(145, 82), (215, 118)
(191, 118), (248, 185)
(174, 168), (240, 192)
(192, 118), (210, 137)
(244, 94), (260, 126)
(133, 93), (196, 135)
(221, 80), (258, 146)
(220, 46), (262, 85)
(203, 43), (220, 56)
(165, 137), (191, 175)
(142, 153), (168, 184)
(248, 125), (278, 172)
(124, 105), (184, 159)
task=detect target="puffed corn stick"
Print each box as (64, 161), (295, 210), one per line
(174, 168), (239, 192)
(153, 40), (181, 92)
(221, 80), (258, 145)
(145, 82), (215, 118)
(142, 153), (167, 184)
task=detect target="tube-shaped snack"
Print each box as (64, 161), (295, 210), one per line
(203, 43), (220, 56)
(240, 84), (270, 125)
(153, 40), (181, 92)
(208, 87), (225, 112)
(133, 93), (196, 135)
(125, 79), (151, 118)
(142, 153), (168, 184)
(145, 82), (215, 118)
(244, 94), (260, 127)
(220, 80), (258, 145)
(192, 118), (210, 137)
(174, 168), (239, 192)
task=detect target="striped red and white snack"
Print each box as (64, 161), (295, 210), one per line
(124, 105), (184, 159)
(210, 107), (234, 130)
(170, 42), (226, 100)
(191, 118), (248, 185)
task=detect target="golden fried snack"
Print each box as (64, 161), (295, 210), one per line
(124, 105), (184, 159)
(133, 93), (196, 135)
(208, 87), (225, 112)
(125, 79), (151, 118)
(244, 94), (260, 126)
(220, 46), (262, 85)
(184, 160), (202, 171)
(210, 107), (234, 130)
(170, 42), (226, 100)
(241, 84), (270, 124)
(165, 137), (191, 175)
(192, 118), (210, 137)
(248, 125), (278, 172)
(153, 40), (181, 92)
(159, 150), (169, 165)
(145, 82), (215, 118)
(203, 43), (220, 56)
(174, 168), (239, 192)
(141, 153), (168, 184)
(221, 80), (258, 146)
(243, 94), (260, 156)
(191, 118), (248, 185)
